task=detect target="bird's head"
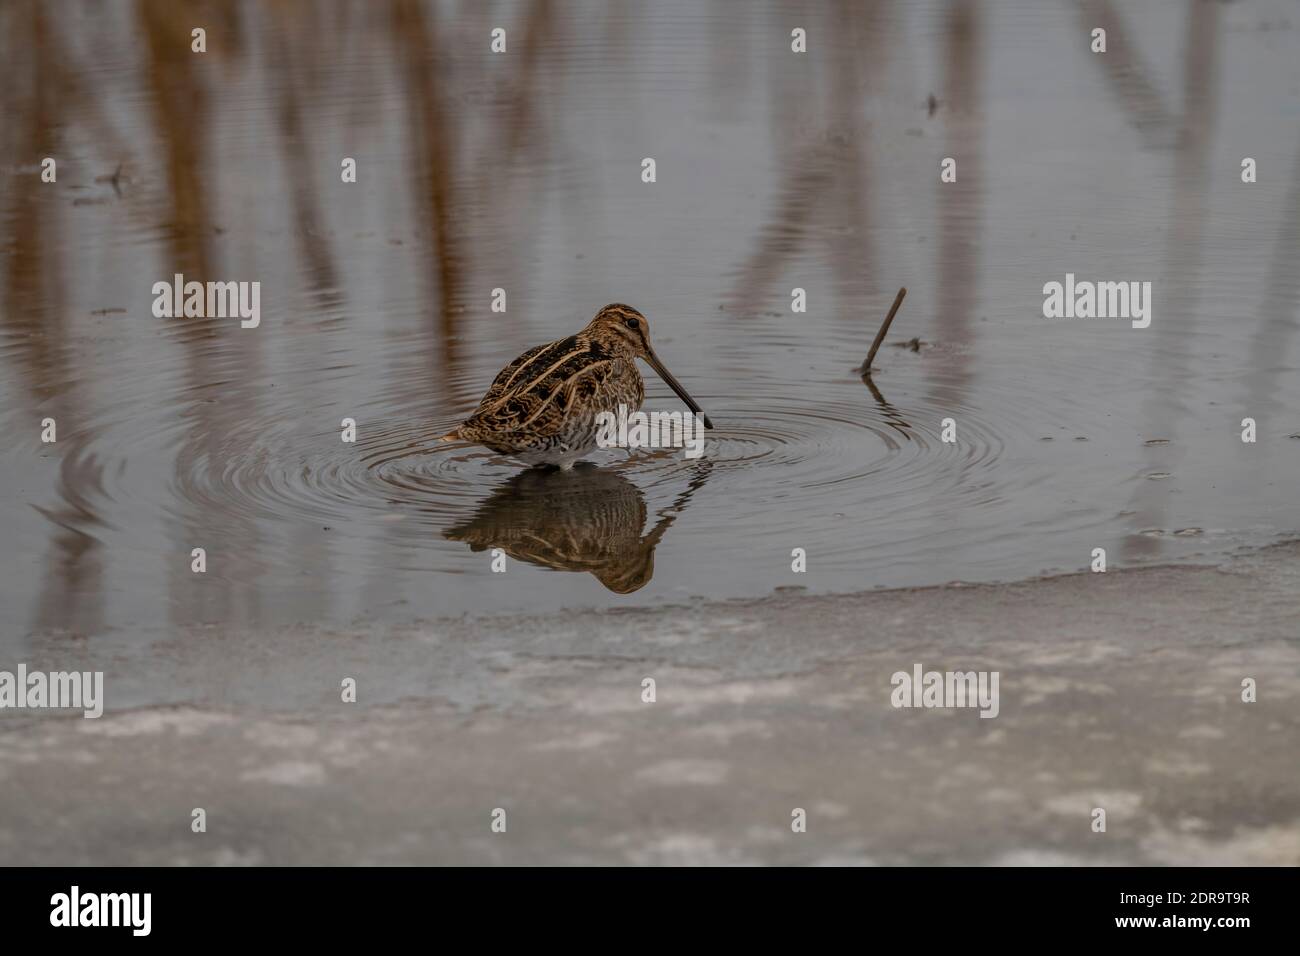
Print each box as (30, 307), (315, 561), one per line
(585, 304), (713, 429)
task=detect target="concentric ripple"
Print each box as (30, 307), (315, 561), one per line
(7, 272), (1298, 626)
(145, 358), (1031, 581)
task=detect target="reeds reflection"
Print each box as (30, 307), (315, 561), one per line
(1096, 0), (1221, 562)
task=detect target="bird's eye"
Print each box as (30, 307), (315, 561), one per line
(624, 317), (640, 330)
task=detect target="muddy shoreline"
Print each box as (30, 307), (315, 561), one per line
(3, 542), (1297, 865)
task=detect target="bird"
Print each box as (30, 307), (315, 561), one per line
(440, 304), (713, 469)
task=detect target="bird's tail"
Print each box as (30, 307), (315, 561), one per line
(439, 427), (461, 442)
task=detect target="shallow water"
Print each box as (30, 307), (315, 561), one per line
(1, 0), (1299, 638)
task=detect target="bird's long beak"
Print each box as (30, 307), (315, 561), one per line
(644, 348), (714, 429)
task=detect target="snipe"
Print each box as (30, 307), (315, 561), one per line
(441, 304), (713, 469)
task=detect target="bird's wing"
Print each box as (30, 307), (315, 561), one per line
(467, 343), (624, 439)
(475, 341), (555, 410)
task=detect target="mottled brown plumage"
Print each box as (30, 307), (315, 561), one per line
(441, 304), (712, 468)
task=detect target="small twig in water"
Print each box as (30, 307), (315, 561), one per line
(859, 287), (907, 373)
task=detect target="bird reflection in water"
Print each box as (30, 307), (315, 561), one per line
(444, 461), (711, 593)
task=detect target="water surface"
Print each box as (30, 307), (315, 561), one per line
(2, 0), (1299, 641)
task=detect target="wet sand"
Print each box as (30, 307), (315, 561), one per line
(4, 541), (1296, 866)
